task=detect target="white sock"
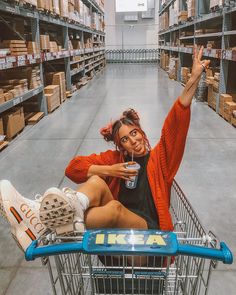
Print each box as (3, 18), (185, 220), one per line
(76, 192), (90, 211)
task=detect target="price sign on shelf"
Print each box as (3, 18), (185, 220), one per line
(6, 6), (16, 14)
(26, 12), (34, 18)
(29, 59), (36, 64)
(6, 56), (16, 63)
(17, 60), (26, 67)
(6, 63), (13, 69)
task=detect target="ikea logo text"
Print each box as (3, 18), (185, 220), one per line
(95, 234), (166, 246)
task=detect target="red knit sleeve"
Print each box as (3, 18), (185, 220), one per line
(153, 98), (191, 182)
(65, 150), (120, 184)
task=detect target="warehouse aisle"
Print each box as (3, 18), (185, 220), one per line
(0, 64), (235, 294)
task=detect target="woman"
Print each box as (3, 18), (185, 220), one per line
(41, 45), (210, 235)
(0, 46), (210, 253)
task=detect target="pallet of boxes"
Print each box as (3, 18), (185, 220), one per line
(206, 72), (219, 110)
(0, 90), (9, 150)
(44, 85), (60, 113)
(1, 40), (28, 56)
(219, 94), (236, 125)
(45, 71), (67, 105)
(1, 106), (25, 142)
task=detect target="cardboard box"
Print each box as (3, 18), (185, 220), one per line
(231, 116), (236, 127)
(178, 11), (188, 22)
(2, 107), (25, 139)
(0, 117), (4, 135)
(59, 0), (69, 18)
(40, 35), (50, 50)
(224, 101), (236, 115)
(0, 93), (4, 104)
(49, 41), (58, 52)
(52, 72), (66, 102)
(44, 85), (60, 94)
(45, 93), (60, 113)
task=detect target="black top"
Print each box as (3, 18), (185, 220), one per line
(118, 152), (159, 229)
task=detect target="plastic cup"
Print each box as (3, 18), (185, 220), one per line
(125, 162), (141, 189)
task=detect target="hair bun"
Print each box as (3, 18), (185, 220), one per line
(100, 123), (113, 142)
(122, 108), (140, 126)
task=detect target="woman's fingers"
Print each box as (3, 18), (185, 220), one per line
(198, 45), (204, 61)
(193, 44), (197, 59)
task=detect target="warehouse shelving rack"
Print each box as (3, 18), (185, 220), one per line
(0, 0), (105, 117)
(158, 0), (236, 114)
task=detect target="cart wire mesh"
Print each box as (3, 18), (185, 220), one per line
(40, 180), (220, 295)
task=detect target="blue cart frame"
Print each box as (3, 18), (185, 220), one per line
(25, 181), (233, 295)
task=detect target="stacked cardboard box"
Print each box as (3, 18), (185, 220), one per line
(85, 38), (93, 49)
(224, 101), (236, 122)
(40, 35), (50, 51)
(2, 107), (25, 139)
(52, 0), (60, 15)
(52, 72), (66, 103)
(232, 109), (236, 127)
(49, 41), (58, 52)
(2, 40), (28, 56)
(27, 41), (40, 54)
(44, 85), (60, 113)
(178, 11), (188, 23)
(68, 0), (75, 12)
(160, 52), (169, 71)
(59, 0), (69, 18)
(159, 11), (169, 31)
(207, 84), (217, 110)
(30, 66), (42, 89)
(187, 0), (195, 18)
(213, 72), (220, 92)
(0, 79), (29, 101)
(0, 117), (4, 135)
(168, 58), (179, 80)
(210, 0), (224, 9)
(37, 0), (53, 12)
(181, 67), (191, 84)
(0, 89), (4, 105)
(218, 94), (232, 117)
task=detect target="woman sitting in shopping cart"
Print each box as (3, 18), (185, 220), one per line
(0, 46), (210, 253)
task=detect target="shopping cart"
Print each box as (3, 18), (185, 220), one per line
(25, 180), (233, 295)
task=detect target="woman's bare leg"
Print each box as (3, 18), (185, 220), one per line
(77, 176), (148, 265)
(76, 175), (148, 230)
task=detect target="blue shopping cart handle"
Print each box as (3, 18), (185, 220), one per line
(25, 229), (233, 265)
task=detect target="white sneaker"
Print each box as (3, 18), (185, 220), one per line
(39, 187), (85, 235)
(0, 180), (47, 252)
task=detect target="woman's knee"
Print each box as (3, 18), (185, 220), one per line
(87, 175), (108, 188)
(106, 200), (123, 227)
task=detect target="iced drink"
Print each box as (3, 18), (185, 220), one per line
(125, 162), (141, 189)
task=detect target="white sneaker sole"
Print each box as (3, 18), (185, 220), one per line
(39, 194), (75, 235)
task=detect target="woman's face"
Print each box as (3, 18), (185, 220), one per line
(118, 124), (147, 157)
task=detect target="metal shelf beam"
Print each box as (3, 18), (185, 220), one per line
(0, 86), (44, 114)
(159, 0), (175, 16)
(0, 1), (105, 36)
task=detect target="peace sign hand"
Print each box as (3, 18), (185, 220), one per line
(191, 45), (211, 79)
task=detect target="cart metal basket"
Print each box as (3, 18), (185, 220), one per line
(25, 181), (233, 295)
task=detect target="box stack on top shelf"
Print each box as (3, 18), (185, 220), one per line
(158, 0), (236, 127)
(0, 0), (106, 150)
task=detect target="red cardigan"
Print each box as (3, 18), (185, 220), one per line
(65, 98), (191, 231)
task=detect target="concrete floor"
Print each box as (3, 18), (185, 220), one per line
(0, 64), (235, 294)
